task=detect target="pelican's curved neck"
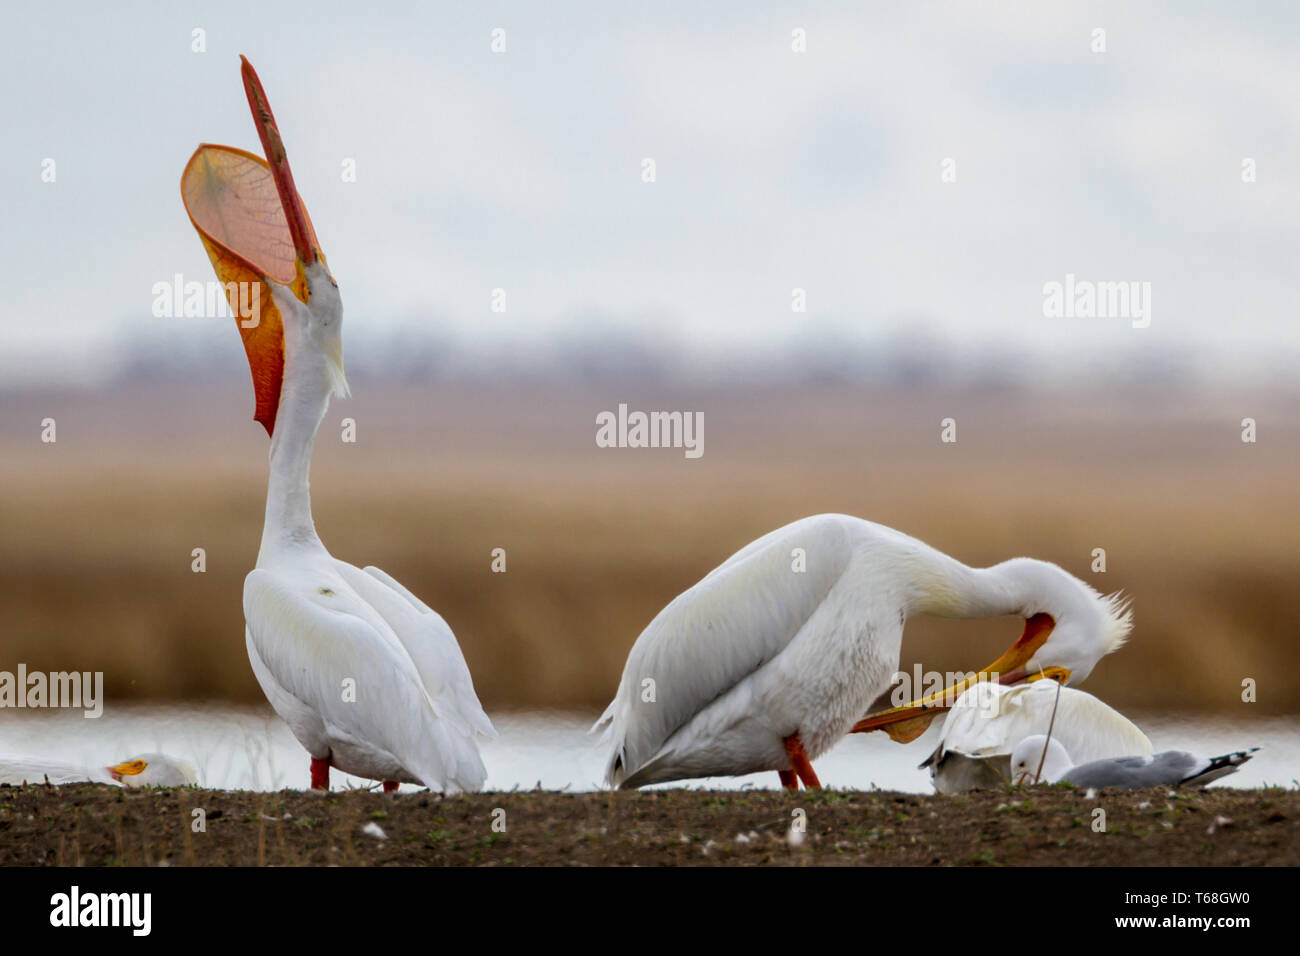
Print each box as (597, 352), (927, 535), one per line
(257, 342), (333, 563)
(902, 547), (1054, 621)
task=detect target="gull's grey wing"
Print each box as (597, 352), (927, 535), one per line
(1062, 748), (1257, 790)
(1061, 752), (1190, 789)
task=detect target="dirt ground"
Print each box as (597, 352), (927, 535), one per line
(0, 784), (1293, 866)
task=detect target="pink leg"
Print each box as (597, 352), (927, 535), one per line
(784, 733), (821, 789)
(310, 756), (330, 790)
(778, 769), (799, 791)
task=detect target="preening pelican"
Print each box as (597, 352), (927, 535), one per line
(1010, 735), (1258, 790)
(0, 753), (197, 788)
(181, 57), (495, 792)
(594, 514), (1132, 789)
(921, 679), (1153, 793)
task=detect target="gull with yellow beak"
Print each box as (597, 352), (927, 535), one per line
(181, 57), (495, 792)
(594, 514), (1132, 789)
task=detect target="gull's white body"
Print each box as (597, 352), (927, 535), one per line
(243, 267), (495, 792)
(0, 753), (197, 788)
(921, 680), (1153, 793)
(594, 513), (1131, 788)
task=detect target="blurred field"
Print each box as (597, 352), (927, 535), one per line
(0, 378), (1297, 714)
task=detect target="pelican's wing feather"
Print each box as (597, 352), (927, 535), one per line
(244, 568), (487, 791)
(595, 515), (854, 785)
(333, 561), (496, 739)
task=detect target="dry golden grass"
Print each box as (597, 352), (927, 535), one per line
(1, 380), (1296, 714)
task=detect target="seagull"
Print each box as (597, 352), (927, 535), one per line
(1010, 734), (1259, 790)
(180, 57), (495, 792)
(921, 679), (1153, 792)
(0, 753), (197, 788)
(594, 513), (1132, 789)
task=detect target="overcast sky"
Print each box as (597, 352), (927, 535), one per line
(1, 1), (1297, 387)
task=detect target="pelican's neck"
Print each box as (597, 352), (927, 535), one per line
(257, 340), (334, 563)
(901, 546), (1063, 621)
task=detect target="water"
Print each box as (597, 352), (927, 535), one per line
(1, 704), (1295, 792)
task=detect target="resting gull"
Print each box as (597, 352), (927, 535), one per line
(921, 679), (1152, 793)
(1009, 734), (1257, 790)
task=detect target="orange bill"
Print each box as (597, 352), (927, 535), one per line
(851, 613), (1068, 742)
(240, 55), (318, 267)
(179, 57), (324, 437)
(181, 144), (313, 436)
(108, 759), (147, 781)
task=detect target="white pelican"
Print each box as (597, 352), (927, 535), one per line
(594, 514), (1132, 789)
(921, 679), (1153, 793)
(0, 753), (197, 788)
(1010, 735), (1258, 790)
(180, 57), (495, 792)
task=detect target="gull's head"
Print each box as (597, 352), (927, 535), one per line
(180, 55), (347, 437)
(1010, 734), (1073, 785)
(107, 754), (199, 788)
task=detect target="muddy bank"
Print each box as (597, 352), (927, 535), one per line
(1, 785), (1294, 866)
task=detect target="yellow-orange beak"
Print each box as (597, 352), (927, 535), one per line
(108, 759), (147, 781)
(239, 55), (318, 270)
(851, 613), (1070, 743)
(179, 55), (326, 437)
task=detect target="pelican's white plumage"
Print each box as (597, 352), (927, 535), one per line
(596, 515), (881, 787)
(235, 183), (495, 795)
(244, 550), (496, 791)
(0, 753), (197, 788)
(185, 58), (494, 792)
(595, 513), (1133, 789)
(921, 680), (1153, 792)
